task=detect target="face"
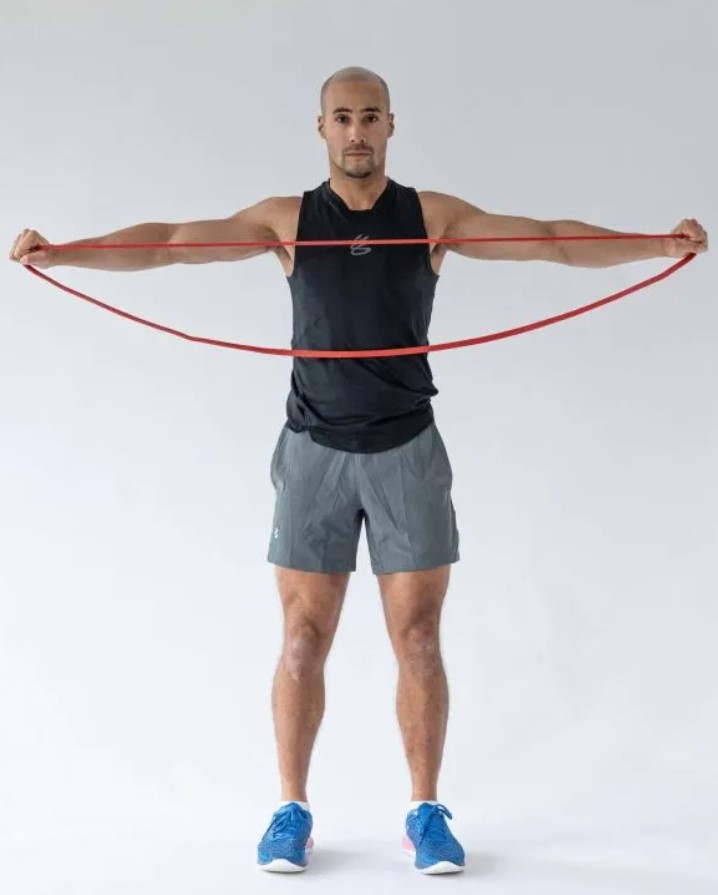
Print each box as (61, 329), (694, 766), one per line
(318, 80), (395, 179)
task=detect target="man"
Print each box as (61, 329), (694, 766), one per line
(10, 66), (708, 875)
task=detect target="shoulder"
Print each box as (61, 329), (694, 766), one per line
(417, 190), (485, 215)
(256, 195), (303, 218)
(419, 190), (491, 236)
(416, 190), (484, 237)
(237, 195), (302, 240)
(416, 190), (449, 237)
(230, 195), (301, 222)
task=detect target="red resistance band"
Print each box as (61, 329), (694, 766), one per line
(24, 234), (696, 358)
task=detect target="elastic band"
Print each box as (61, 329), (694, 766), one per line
(22, 233), (696, 358)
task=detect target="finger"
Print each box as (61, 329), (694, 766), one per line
(14, 233), (34, 256)
(18, 236), (46, 258)
(9, 230), (27, 259)
(685, 219), (707, 240)
(19, 249), (48, 265)
(680, 227), (702, 241)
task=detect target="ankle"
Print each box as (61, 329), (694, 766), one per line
(279, 799), (311, 812)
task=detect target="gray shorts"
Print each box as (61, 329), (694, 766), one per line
(267, 421), (460, 575)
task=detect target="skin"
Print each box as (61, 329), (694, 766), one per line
(9, 74), (709, 807)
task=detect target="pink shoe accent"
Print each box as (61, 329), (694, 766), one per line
(306, 836), (315, 851)
(402, 834), (415, 855)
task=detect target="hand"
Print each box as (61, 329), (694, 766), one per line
(9, 229), (55, 268)
(664, 218), (708, 258)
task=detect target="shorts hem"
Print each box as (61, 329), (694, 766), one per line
(268, 556), (356, 574)
(371, 554), (461, 576)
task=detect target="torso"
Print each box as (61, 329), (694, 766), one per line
(277, 180), (442, 452)
(268, 191), (449, 278)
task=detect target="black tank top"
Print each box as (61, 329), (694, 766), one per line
(284, 177), (439, 453)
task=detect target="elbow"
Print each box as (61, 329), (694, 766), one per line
(167, 225), (195, 265)
(544, 221), (570, 264)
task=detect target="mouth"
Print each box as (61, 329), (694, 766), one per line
(346, 151), (371, 156)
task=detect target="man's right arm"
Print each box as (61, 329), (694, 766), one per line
(10, 197), (290, 271)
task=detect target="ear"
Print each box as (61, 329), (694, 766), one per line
(388, 113), (395, 137)
(317, 114), (325, 139)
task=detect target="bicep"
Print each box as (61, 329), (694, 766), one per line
(438, 193), (557, 261)
(170, 197), (281, 264)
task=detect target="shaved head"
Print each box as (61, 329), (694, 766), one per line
(318, 67), (395, 184)
(320, 67), (391, 114)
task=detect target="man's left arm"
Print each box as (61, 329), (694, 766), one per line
(431, 193), (708, 267)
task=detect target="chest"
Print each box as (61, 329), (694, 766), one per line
(273, 193), (448, 278)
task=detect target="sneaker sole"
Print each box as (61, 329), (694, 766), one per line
(402, 845), (465, 874)
(258, 843), (313, 873)
(259, 858), (307, 873)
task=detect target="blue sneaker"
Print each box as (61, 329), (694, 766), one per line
(403, 802), (466, 873)
(257, 802), (314, 872)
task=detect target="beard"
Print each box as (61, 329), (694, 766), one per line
(342, 154), (375, 178)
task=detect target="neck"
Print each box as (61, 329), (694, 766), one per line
(327, 167), (388, 211)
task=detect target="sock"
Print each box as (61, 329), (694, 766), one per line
(279, 800), (311, 813)
(409, 800), (439, 812)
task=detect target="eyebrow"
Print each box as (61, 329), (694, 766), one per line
(332, 106), (382, 114)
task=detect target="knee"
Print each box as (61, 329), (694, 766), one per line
(282, 620), (331, 679)
(394, 619), (442, 669)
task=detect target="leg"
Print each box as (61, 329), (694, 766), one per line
(271, 566), (350, 802)
(378, 564), (451, 801)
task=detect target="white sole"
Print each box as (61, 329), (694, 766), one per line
(259, 858), (307, 873)
(403, 846), (465, 874)
(259, 843), (313, 873)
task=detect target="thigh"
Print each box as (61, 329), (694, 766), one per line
(267, 426), (363, 574)
(275, 566), (351, 645)
(358, 423), (460, 575)
(378, 565), (451, 644)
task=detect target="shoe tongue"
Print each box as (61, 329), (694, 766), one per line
(273, 804), (301, 834)
(420, 803), (452, 830)
(422, 802), (447, 815)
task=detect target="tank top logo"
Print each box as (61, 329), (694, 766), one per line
(350, 234), (372, 256)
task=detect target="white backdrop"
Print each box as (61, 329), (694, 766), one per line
(1, 1), (716, 892)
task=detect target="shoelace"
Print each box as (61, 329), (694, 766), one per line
(415, 803), (453, 848)
(264, 803), (309, 840)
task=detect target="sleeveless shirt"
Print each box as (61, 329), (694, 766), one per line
(284, 177), (440, 453)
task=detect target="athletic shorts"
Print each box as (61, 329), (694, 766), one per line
(266, 421), (460, 575)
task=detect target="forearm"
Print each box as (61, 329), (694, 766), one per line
(549, 220), (667, 268)
(49, 222), (175, 270)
